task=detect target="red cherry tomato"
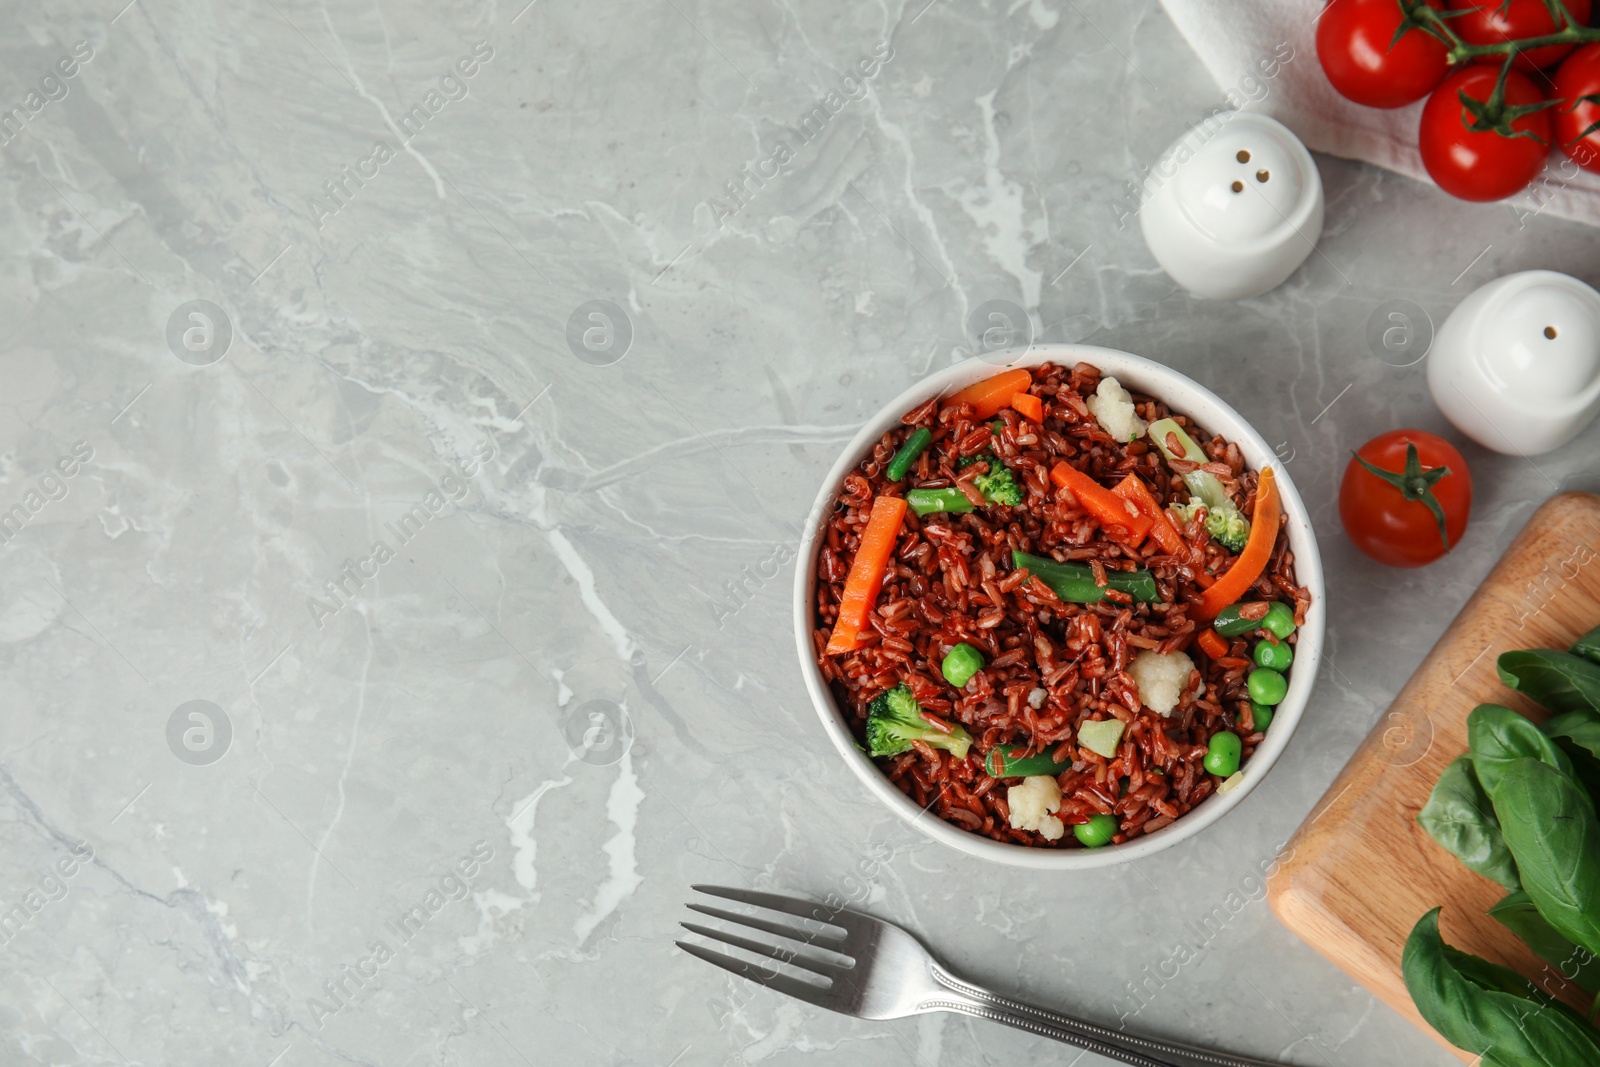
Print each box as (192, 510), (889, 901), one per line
(1455, 0), (1593, 72)
(1554, 43), (1600, 172)
(1419, 66), (1553, 201)
(1339, 430), (1472, 568)
(1317, 0), (1453, 108)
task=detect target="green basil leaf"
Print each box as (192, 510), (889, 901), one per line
(1571, 624), (1600, 668)
(1488, 889), (1600, 995)
(1544, 710), (1600, 810)
(1417, 755), (1520, 891)
(1440, 942), (1548, 1000)
(1545, 709), (1600, 761)
(1498, 649), (1600, 717)
(1403, 908), (1600, 1063)
(1494, 758), (1600, 961)
(1469, 704), (1575, 801)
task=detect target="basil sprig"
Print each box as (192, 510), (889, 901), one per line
(1488, 890), (1600, 996)
(1493, 759), (1600, 965)
(1468, 704), (1578, 802)
(1407, 629), (1600, 1062)
(1570, 624), (1600, 669)
(1418, 755), (1520, 891)
(1403, 909), (1600, 1066)
(1497, 649), (1600, 718)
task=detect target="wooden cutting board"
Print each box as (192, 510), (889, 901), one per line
(1267, 492), (1600, 1063)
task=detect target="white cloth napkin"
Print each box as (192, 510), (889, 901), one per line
(1157, 0), (1600, 227)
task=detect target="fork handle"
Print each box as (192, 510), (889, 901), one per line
(925, 964), (1294, 1067)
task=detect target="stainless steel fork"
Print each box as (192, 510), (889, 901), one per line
(678, 885), (1296, 1067)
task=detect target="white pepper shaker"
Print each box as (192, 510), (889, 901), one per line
(1428, 269), (1600, 457)
(1140, 112), (1324, 301)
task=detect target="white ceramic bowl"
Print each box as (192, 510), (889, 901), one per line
(793, 344), (1326, 869)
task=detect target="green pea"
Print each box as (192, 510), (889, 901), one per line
(1261, 601), (1297, 639)
(1203, 731), (1242, 777)
(942, 642), (986, 688)
(1073, 813), (1118, 848)
(1250, 702), (1273, 732)
(1247, 667), (1288, 706)
(1253, 638), (1293, 671)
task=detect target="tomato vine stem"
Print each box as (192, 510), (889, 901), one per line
(1400, 0), (1600, 64)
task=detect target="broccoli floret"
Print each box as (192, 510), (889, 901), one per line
(974, 464), (1023, 507)
(957, 453), (1024, 507)
(1148, 418), (1251, 553)
(1171, 499), (1251, 554)
(1203, 505), (1250, 553)
(865, 683), (973, 760)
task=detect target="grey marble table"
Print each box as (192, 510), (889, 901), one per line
(3, 0), (1596, 1064)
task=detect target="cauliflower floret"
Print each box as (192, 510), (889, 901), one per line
(1006, 775), (1065, 840)
(1127, 649), (1196, 717)
(1086, 376), (1148, 443)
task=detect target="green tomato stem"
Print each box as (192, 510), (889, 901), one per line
(1404, 0), (1600, 63)
(1351, 443), (1453, 552)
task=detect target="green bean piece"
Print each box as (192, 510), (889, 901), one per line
(885, 427), (932, 482)
(1213, 601), (1297, 638)
(906, 487), (975, 517)
(1211, 603), (1265, 636)
(1011, 550), (1160, 604)
(983, 742), (1070, 778)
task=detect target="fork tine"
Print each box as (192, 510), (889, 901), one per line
(679, 921), (850, 979)
(675, 940), (838, 1008)
(685, 902), (850, 952)
(690, 884), (856, 930)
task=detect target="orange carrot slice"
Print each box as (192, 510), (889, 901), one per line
(1050, 462), (1152, 547)
(1196, 628), (1228, 660)
(1009, 391), (1044, 424)
(1112, 474), (1185, 557)
(946, 368), (1032, 420)
(1197, 468), (1281, 620)
(825, 495), (908, 655)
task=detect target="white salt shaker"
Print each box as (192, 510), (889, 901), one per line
(1428, 269), (1600, 457)
(1140, 112), (1324, 301)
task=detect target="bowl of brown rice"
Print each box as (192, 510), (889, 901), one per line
(794, 345), (1324, 869)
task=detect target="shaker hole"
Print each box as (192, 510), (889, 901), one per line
(1256, 169), (1270, 183)
(1545, 325), (1558, 339)
(1237, 149), (1251, 163)
(1231, 180), (1244, 193)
